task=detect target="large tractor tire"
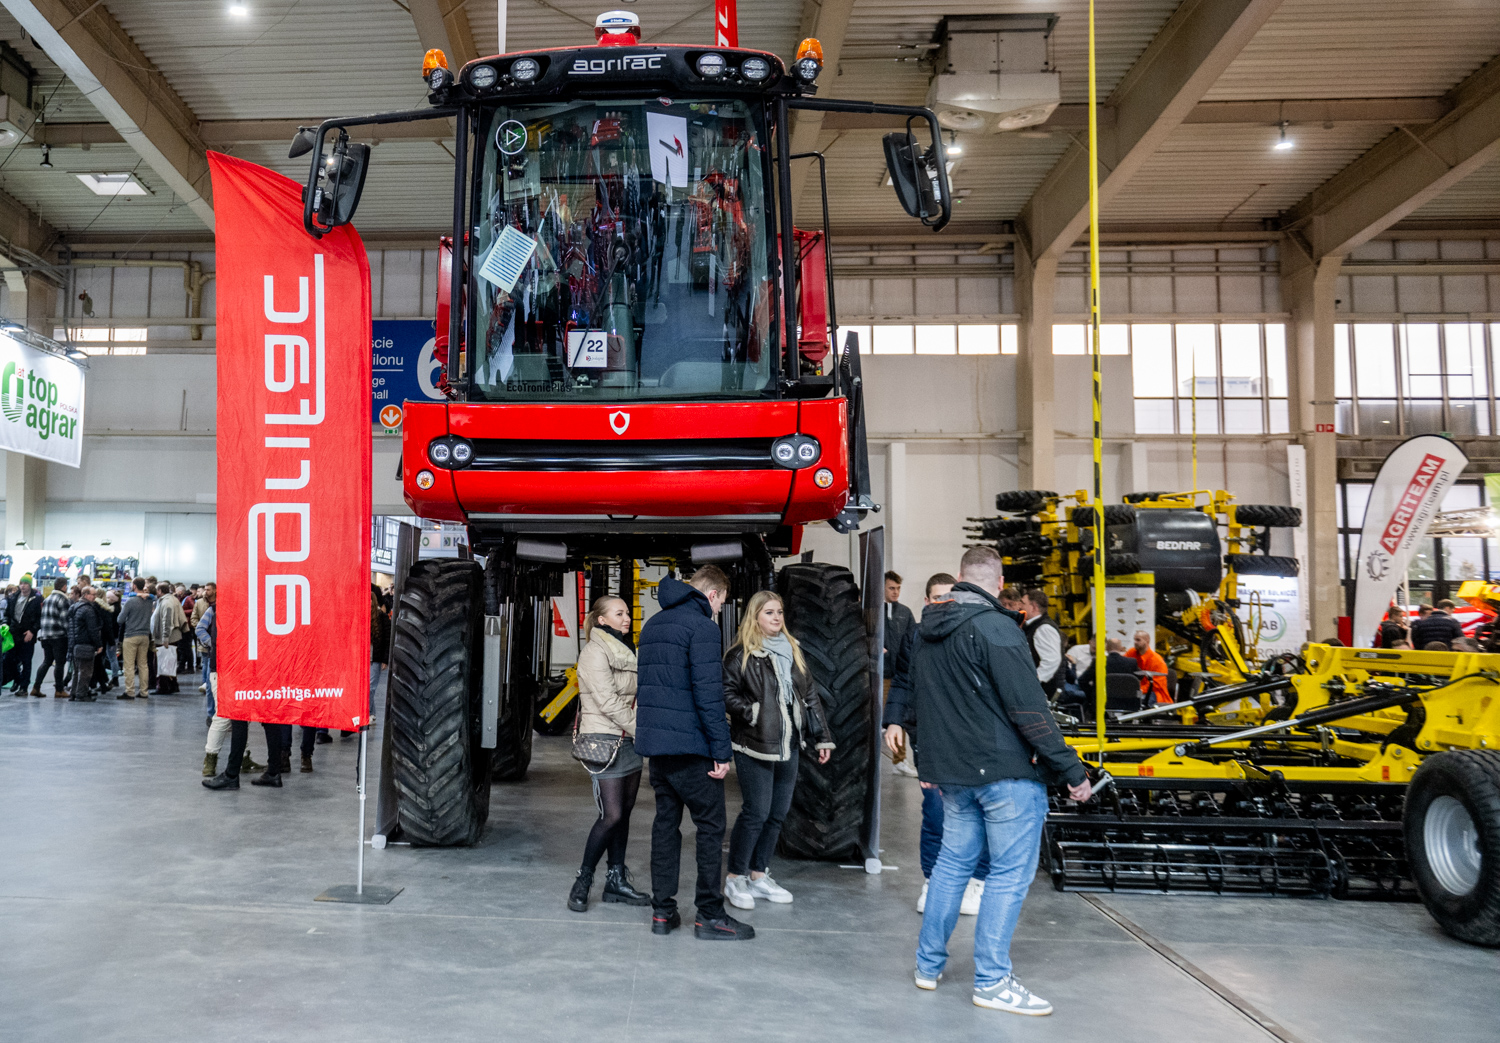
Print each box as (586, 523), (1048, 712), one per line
(1226, 554), (1300, 578)
(995, 489), (1057, 514)
(533, 674), (576, 736)
(1404, 751), (1500, 946)
(491, 673), (536, 781)
(1234, 504), (1302, 527)
(1070, 504), (1137, 527)
(776, 563), (872, 861)
(974, 517), (1039, 540)
(387, 559), (490, 846)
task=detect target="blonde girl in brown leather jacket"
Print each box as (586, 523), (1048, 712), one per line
(568, 596), (652, 912)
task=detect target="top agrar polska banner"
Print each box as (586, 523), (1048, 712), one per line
(209, 152), (372, 731)
(0, 334), (85, 467)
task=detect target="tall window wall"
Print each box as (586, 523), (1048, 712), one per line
(849, 320), (1290, 436)
(1338, 480), (1497, 609)
(1333, 322), (1497, 437)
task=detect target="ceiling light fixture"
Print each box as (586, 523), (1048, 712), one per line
(946, 131), (963, 157)
(77, 172), (150, 197)
(1273, 121), (1293, 151)
(39, 144), (51, 168)
(229, 3), (249, 16)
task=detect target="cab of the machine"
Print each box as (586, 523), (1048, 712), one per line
(292, 24), (950, 545)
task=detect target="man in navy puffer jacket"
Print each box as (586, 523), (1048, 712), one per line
(635, 566), (752, 940)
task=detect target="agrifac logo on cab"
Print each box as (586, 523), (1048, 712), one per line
(0, 361), (78, 441)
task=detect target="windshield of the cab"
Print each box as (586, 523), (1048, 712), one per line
(466, 97), (777, 401)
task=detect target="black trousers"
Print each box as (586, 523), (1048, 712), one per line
(649, 753), (726, 920)
(225, 719), (251, 778)
(68, 654), (94, 700)
(12, 637), (38, 690)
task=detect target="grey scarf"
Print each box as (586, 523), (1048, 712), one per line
(762, 633), (796, 705)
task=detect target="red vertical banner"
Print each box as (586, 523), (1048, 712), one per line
(210, 152), (373, 730)
(715, 0), (738, 47)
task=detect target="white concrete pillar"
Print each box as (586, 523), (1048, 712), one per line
(885, 441), (907, 574)
(4, 451), (46, 550)
(1282, 250), (1343, 637)
(1015, 239), (1057, 491)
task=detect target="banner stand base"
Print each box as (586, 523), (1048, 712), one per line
(315, 730), (402, 905)
(315, 884), (403, 905)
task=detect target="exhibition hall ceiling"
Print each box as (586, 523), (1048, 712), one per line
(0, 0), (1493, 241)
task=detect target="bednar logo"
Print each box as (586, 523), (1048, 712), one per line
(1379, 452), (1445, 554)
(0, 361), (78, 441)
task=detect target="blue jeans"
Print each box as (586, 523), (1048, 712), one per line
(916, 778), (1048, 987)
(202, 657), (214, 716)
(921, 785), (991, 880)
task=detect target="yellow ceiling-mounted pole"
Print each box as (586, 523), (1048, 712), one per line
(1087, 0), (1107, 761)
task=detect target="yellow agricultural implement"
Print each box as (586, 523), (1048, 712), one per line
(1049, 644), (1500, 946)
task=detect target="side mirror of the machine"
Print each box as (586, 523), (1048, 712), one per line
(309, 139), (372, 233)
(882, 132), (938, 222)
(288, 127), (317, 159)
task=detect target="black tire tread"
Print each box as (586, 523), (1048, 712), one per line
(1227, 554), (1300, 578)
(1235, 504), (1303, 528)
(387, 560), (489, 847)
(1404, 750), (1500, 947)
(1070, 504), (1137, 528)
(1123, 491), (1174, 504)
(974, 517), (1040, 540)
(776, 563), (872, 862)
(995, 490), (1057, 514)
(1082, 553), (1141, 576)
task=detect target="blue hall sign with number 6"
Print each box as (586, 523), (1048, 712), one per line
(371, 319), (446, 433)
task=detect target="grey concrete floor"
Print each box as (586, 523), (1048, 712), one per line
(3, 690), (1499, 1043)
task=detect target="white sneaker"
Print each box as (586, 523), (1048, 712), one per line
(747, 873), (793, 904)
(916, 881), (928, 913)
(893, 760), (919, 777)
(973, 975), (1053, 1016)
(198, 683), (208, 693)
(914, 969), (941, 991)
(960, 877), (984, 916)
(723, 874), (755, 910)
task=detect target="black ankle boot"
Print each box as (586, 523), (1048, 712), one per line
(603, 864), (651, 906)
(568, 867), (594, 913)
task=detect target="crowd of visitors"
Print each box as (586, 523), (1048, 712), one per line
(0, 574), (211, 701)
(202, 583), (391, 789)
(557, 551), (1088, 1020)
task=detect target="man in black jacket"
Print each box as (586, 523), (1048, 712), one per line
(884, 572), (989, 913)
(66, 587), (105, 702)
(6, 579), (41, 695)
(1411, 601), (1464, 649)
(634, 566), (751, 941)
(883, 571), (915, 680)
(910, 545), (1089, 1017)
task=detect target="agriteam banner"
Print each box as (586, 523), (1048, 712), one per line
(1352, 434), (1468, 647)
(0, 334), (85, 467)
(209, 152), (372, 730)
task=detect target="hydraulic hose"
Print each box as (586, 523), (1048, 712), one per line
(1116, 676), (1294, 723)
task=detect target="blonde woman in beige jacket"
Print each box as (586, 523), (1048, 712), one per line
(568, 596), (652, 912)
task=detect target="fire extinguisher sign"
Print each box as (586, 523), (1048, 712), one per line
(210, 152), (373, 730)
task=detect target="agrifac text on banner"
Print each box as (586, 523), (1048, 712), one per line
(209, 152), (372, 730)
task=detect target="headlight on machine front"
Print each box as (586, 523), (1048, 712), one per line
(469, 64), (499, 90)
(771, 435), (821, 469)
(696, 52), (726, 78)
(427, 436), (475, 469)
(740, 56), (771, 81)
(509, 57), (540, 82)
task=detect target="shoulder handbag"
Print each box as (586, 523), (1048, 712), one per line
(571, 702), (624, 775)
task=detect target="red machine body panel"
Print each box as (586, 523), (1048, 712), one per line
(402, 398), (848, 525)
